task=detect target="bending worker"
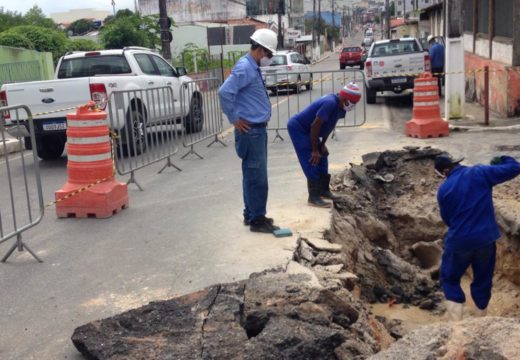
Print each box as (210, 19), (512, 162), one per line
(288, 83), (362, 207)
(218, 28), (280, 234)
(435, 154), (520, 320)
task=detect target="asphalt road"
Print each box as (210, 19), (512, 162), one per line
(2, 43), (520, 360)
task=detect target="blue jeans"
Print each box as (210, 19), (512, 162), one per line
(440, 242), (496, 310)
(234, 128), (268, 222)
(287, 120), (328, 180)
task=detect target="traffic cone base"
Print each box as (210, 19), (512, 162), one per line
(406, 118), (449, 138)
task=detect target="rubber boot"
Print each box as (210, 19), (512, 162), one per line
(474, 307), (487, 317)
(307, 179), (331, 208)
(320, 173), (341, 201)
(445, 300), (464, 321)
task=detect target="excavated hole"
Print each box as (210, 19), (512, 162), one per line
(327, 148), (520, 328)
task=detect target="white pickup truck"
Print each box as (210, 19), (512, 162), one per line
(0, 47), (202, 159)
(363, 38), (430, 104)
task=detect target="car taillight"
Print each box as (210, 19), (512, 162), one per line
(425, 54), (431, 73)
(287, 65), (293, 71)
(90, 83), (107, 110)
(366, 61), (372, 77)
(0, 90), (10, 119)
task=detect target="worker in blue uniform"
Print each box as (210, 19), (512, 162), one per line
(287, 83), (362, 208)
(435, 154), (520, 320)
(428, 35), (445, 96)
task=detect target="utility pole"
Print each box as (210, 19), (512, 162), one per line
(385, 0), (390, 39)
(318, 0), (321, 47)
(277, 0), (284, 49)
(445, 0), (465, 119)
(312, 0), (316, 58)
(158, 0), (172, 60)
(111, 0), (116, 16)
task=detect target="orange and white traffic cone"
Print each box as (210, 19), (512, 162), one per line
(405, 72), (449, 139)
(55, 102), (129, 218)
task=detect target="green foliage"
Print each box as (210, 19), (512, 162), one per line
(68, 19), (92, 35)
(23, 5), (55, 28)
(390, 2), (396, 17)
(64, 38), (100, 52)
(375, 16), (381, 24)
(6, 25), (67, 61)
(0, 32), (34, 49)
(0, 7), (25, 33)
(100, 10), (165, 50)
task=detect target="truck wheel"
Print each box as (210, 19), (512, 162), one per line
(122, 106), (147, 156)
(37, 134), (65, 160)
(184, 93), (203, 134)
(366, 87), (377, 104)
(340, 64), (346, 70)
(305, 74), (313, 91)
(293, 76), (302, 94)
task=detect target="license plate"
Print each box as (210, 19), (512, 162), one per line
(264, 70), (276, 74)
(347, 60), (355, 64)
(43, 122), (67, 131)
(391, 77), (407, 84)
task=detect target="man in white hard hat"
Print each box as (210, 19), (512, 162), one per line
(218, 28), (280, 233)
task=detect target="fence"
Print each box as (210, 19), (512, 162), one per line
(172, 50), (247, 82)
(0, 61), (44, 87)
(107, 86), (182, 190)
(0, 105), (44, 263)
(180, 78), (226, 159)
(264, 69), (367, 141)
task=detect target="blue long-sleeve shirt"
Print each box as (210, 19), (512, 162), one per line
(218, 53), (271, 124)
(437, 156), (520, 252)
(429, 43), (445, 69)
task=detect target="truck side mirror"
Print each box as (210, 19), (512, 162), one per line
(176, 67), (187, 76)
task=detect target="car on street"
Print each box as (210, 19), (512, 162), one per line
(339, 46), (365, 70)
(260, 50), (313, 94)
(0, 48), (201, 159)
(363, 38), (430, 104)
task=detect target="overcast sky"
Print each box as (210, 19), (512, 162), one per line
(1, 0), (137, 16)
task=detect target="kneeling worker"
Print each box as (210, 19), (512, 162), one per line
(288, 83), (362, 207)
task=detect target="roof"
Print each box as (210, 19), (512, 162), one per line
(296, 35), (313, 43)
(390, 18), (406, 28)
(196, 18), (269, 30)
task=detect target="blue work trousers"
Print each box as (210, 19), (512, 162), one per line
(440, 242), (496, 310)
(287, 120), (328, 180)
(234, 127), (268, 223)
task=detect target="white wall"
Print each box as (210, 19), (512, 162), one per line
(463, 33), (474, 52)
(171, 25), (208, 57)
(475, 37), (489, 58)
(492, 40), (513, 65)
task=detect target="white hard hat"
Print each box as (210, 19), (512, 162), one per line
(250, 28), (278, 53)
(427, 35), (434, 43)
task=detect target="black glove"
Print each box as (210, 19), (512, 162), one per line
(490, 156), (506, 165)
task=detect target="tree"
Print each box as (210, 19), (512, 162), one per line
(0, 7), (25, 33)
(23, 5), (55, 28)
(64, 38), (100, 52)
(0, 32), (33, 49)
(390, 1), (396, 16)
(5, 25), (67, 61)
(100, 11), (164, 49)
(68, 19), (92, 35)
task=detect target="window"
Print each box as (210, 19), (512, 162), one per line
(290, 53), (300, 64)
(494, 0), (513, 38)
(151, 55), (177, 77)
(270, 55), (287, 66)
(477, 0), (489, 34)
(134, 54), (158, 75)
(57, 55), (131, 79)
(371, 40), (420, 58)
(463, 0), (474, 32)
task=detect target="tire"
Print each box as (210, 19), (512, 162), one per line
(360, 63), (364, 70)
(184, 93), (203, 134)
(121, 105), (147, 156)
(366, 87), (377, 104)
(271, 88), (279, 95)
(305, 74), (313, 91)
(293, 76), (302, 94)
(340, 64), (346, 70)
(36, 134), (65, 160)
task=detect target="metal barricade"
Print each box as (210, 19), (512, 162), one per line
(107, 86), (181, 190)
(263, 69), (367, 141)
(179, 78), (226, 159)
(0, 105), (44, 263)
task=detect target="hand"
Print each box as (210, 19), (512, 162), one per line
(310, 151), (321, 166)
(234, 118), (251, 133)
(490, 156), (503, 165)
(319, 144), (329, 156)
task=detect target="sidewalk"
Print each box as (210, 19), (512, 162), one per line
(441, 99), (520, 130)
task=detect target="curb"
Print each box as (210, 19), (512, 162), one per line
(0, 138), (24, 156)
(449, 124), (520, 132)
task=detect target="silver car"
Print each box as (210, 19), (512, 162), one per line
(260, 50), (313, 94)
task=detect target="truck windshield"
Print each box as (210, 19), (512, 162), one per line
(57, 55), (132, 79)
(371, 41), (421, 58)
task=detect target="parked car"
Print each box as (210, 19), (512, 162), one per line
(340, 46), (365, 70)
(0, 47), (201, 159)
(260, 50), (313, 94)
(363, 38), (430, 104)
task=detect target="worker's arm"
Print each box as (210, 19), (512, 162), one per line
(309, 117), (323, 166)
(481, 156), (520, 186)
(218, 63), (250, 133)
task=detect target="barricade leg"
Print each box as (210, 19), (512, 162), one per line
(158, 156), (182, 174)
(181, 145), (204, 160)
(272, 129), (284, 142)
(1, 234), (43, 263)
(207, 134), (227, 148)
(126, 171), (144, 191)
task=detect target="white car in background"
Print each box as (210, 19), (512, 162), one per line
(260, 50), (313, 94)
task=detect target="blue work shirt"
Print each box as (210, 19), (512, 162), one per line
(288, 94), (346, 138)
(218, 53), (271, 124)
(429, 43), (445, 69)
(437, 156), (520, 252)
